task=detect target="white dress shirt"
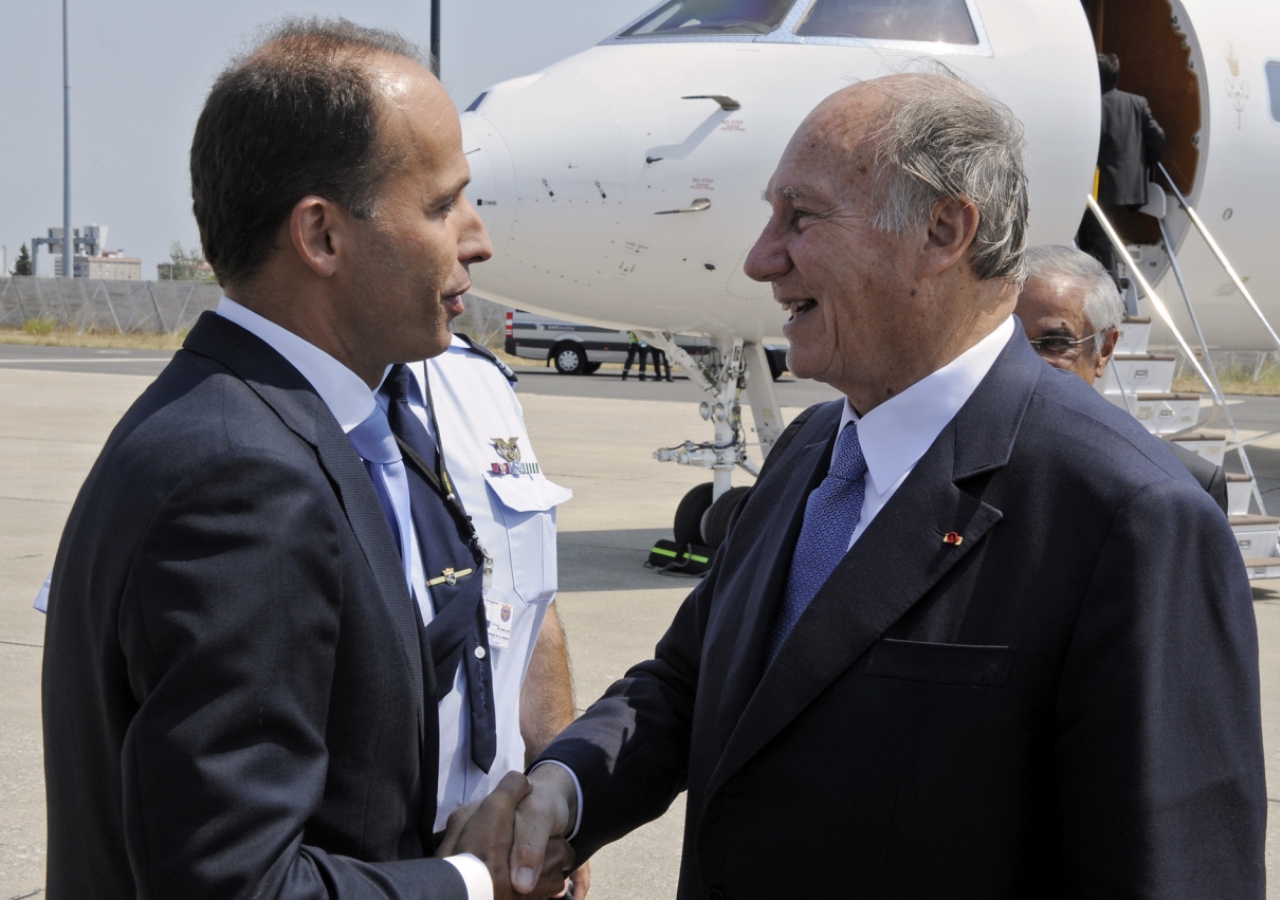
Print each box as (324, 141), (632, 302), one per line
(550, 316), (1016, 837)
(409, 337), (572, 830)
(216, 298), (492, 900)
(839, 315), (1014, 548)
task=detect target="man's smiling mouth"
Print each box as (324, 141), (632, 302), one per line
(783, 299), (817, 320)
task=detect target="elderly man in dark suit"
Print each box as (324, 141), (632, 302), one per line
(41, 19), (569, 900)
(1016, 244), (1228, 512)
(473, 71), (1266, 899)
(1078, 52), (1166, 280)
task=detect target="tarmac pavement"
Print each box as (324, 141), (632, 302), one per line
(0, 345), (1277, 898)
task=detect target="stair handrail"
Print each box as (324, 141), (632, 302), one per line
(1157, 215), (1266, 514)
(1083, 195), (1216, 391)
(1157, 162), (1280, 353)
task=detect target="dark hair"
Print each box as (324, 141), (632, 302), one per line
(191, 18), (425, 286)
(1098, 53), (1120, 92)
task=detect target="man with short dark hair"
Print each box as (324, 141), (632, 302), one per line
(1016, 244), (1227, 511)
(42, 19), (568, 900)
(478, 71), (1266, 899)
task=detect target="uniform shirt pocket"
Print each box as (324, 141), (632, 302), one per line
(484, 476), (573, 606)
(864, 638), (1014, 686)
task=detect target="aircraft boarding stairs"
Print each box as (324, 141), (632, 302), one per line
(1097, 315), (1280, 579)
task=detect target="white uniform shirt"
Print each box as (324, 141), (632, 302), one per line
(410, 336), (572, 831)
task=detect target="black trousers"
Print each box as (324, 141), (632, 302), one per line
(623, 343), (648, 375)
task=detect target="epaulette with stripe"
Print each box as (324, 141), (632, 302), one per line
(454, 333), (518, 384)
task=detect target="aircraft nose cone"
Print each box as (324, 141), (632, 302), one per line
(460, 114), (514, 243)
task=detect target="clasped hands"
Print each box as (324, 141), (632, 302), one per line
(440, 766), (586, 900)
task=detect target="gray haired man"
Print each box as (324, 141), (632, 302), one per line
(453, 72), (1266, 899)
(1016, 244), (1227, 511)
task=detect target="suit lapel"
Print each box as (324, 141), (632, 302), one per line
(705, 418), (834, 749)
(705, 326), (1042, 801)
(182, 313), (427, 728)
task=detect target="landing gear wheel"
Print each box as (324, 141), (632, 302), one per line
(553, 344), (587, 375)
(766, 349), (785, 381)
(673, 483), (714, 546)
(701, 486), (751, 549)
(584, 361), (603, 375)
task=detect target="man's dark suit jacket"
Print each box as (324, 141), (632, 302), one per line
(538, 329), (1266, 899)
(1169, 441), (1229, 513)
(1098, 87), (1166, 207)
(42, 313), (466, 899)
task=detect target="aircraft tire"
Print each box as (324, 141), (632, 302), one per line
(701, 486), (751, 548)
(552, 343), (588, 375)
(673, 483), (714, 545)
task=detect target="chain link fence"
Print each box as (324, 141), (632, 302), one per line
(0, 277), (510, 348)
(0, 277), (222, 334)
(1172, 349), (1280, 392)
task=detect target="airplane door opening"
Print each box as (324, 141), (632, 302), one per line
(1079, 0), (1204, 248)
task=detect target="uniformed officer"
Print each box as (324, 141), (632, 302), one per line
(390, 330), (589, 896)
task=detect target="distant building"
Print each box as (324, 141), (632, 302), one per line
(54, 250), (142, 280)
(156, 259), (216, 281)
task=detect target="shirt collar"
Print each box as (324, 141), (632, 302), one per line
(403, 333), (466, 406)
(839, 315), (1014, 494)
(216, 296), (376, 434)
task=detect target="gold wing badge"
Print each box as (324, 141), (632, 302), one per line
(492, 437), (521, 462)
(489, 436), (540, 476)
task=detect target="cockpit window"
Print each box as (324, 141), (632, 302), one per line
(795, 0), (978, 44)
(617, 0), (797, 38)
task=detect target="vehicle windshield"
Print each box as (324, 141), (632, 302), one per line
(795, 0), (978, 44)
(618, 0), (798, 38)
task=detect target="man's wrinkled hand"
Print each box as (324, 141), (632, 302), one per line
(441, 771), (574, 900)
(510, 765), (579, 896)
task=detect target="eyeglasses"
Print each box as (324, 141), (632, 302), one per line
(1028, 331), (1100, 362)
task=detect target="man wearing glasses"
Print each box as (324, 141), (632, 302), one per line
(1016, 244), (1226, 511)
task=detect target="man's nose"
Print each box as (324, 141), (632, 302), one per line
(743, 219), (790, 283)
(460, 199), (493, 265)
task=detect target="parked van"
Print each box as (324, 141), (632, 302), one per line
(504, 310), (788, 379)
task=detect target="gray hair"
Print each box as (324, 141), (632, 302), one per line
(1024, 245), (1123, 356)
(870, 69), (1029, 284)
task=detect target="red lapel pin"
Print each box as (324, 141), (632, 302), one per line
(943, 531), (963, 546)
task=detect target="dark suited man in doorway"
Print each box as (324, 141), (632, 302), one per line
(1077, 52), (1166, 283)
(477, 70), (1265, 899)
(42, 19), (568, 900)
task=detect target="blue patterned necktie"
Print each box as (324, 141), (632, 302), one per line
(769, 420), (867, 661)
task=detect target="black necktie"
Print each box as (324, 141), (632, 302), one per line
(382, 363), (497, 773)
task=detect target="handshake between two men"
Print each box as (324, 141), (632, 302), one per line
(38, 13), (1265, 900)
(440, 768), (579, 900)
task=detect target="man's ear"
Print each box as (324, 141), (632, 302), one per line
(918, 196), (980, 280)
(288, 196), (352, 279)
(1093, 327), (1120, 380)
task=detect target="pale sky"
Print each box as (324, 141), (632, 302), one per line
(0, 0), (656, 277)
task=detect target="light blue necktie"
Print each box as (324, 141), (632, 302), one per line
(347, 405), (420, 599)
(769, 420), (867, 661)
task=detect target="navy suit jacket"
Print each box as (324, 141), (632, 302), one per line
(539, 327), (1266, 899)
(43, 313), (466, 899)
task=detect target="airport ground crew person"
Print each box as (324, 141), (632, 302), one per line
(622, 330), (649, 380)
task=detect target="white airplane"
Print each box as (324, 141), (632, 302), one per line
(459, 0), (1280, 539)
